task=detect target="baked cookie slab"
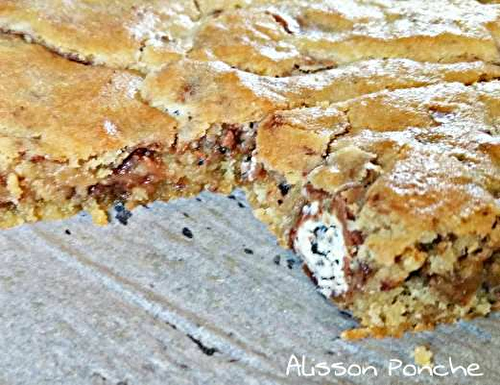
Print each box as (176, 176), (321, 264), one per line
(0, 34), (245, 228)
(1, 0), (500, 338)
(0, 34), (175, 227)
(141, 55), (500, 336)
(247, 81), (500, 337)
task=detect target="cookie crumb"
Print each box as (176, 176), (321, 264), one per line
(338, 309), (353, 319)
(114, 202), (132, 225)
(273, 255), (281, 265)
(86, 200), (109, 226)
(182, 227), (193, 239)
(414, 345), (433, 367)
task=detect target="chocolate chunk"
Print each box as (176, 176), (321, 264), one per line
(88, 146), (165, 200)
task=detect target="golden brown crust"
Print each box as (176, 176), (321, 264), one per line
(192, 1), (500, 75)
(256, 108), (348, 184)
(0, 0), (199, 71)
(1, 0), (500, 74)
(142, 58), (500, 146)
(0, 34), (176, 164)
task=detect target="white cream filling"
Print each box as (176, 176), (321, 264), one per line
(294, 204), (349, 297)
(241, 151), (260, 182)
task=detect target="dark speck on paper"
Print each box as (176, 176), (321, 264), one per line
(182, 227), (194, 239)
(115, 202), (132, 225)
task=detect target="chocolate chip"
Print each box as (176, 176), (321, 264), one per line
(187, 334), (219, 356)
(115, 202), (132, 225)
(313, 225), (328, 237)
(237, 202), (245, 208)
(182, 227), (193, 239)
(65, 229), (71, 235)
(338, 309), (353, 319)
(243, 248), (254, 255)
(278, 182), (291, 196)
(311, 242), (327, 257)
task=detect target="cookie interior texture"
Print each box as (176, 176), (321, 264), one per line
(1, 0), (500, 338)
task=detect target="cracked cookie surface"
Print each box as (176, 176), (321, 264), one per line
(2, 0), (500, 73)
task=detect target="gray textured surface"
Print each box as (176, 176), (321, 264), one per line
(0, 191), (498, 385)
